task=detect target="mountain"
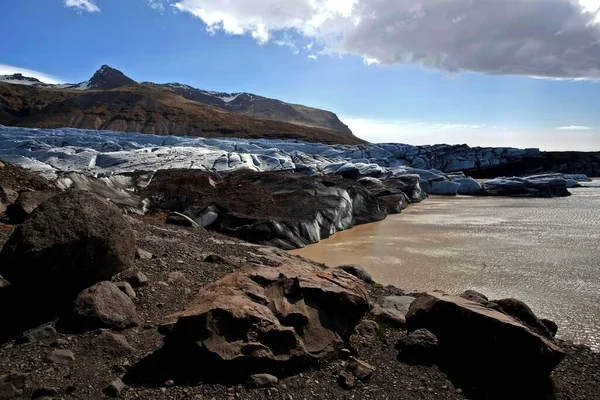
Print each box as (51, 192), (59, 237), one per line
(0, 82), (364, 145)
(0, 65), (353, 136)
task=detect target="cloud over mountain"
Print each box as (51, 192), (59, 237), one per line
(171, 0), (600, 79)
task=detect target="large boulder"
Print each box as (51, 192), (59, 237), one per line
(406, 292), (565, 392)
(372, 295), (415, 326)
(0, 190), (136, 295)
(493, 298), (553, 339)
(5, 191), (55, 223)
(158, 263), (370, 379)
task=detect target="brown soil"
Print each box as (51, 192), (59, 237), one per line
(0, 83), (365, 145)
(0, 216), (598, 400)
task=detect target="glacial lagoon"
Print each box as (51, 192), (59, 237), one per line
(291, 181), (600, 350)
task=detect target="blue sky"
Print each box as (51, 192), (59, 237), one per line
(2, 0), (600, 150)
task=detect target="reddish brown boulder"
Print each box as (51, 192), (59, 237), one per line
(406, 292), (565, 392)
(159, 263), (370, 377)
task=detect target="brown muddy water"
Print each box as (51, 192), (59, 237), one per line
(291, 180), (600, 351)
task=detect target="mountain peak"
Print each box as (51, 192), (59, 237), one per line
(87, 65), (136, 90)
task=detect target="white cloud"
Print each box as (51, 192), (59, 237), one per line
(557, 125), (595, 130)
(308, 54), (318, 60)
(0, 64), (63, 84)
(171, 0), (600, 79)
(147, 0), (165, 12)
(343, 117), (600, 150)
(63, 0), (100, 13)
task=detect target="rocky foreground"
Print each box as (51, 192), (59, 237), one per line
(0, 161), (599, 400)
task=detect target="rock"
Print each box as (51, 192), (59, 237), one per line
(159, 263), (369, 378)
(23, 326), (58, 343)
(167, 271), (188, 284)
(345, 357), (374, 381)
(0, 191), (136, 295)
(372, 295), (415, 326)
(68, 281), (139, 332)
(336, 265), (373, 283)
(121, 270), (148, 288)
(453, 177), (483, 195)
(337, 371), (355, 390)
(5, 191), (55, 223)
(494, 298), (553, 339)
(246, 374), (278, 389)
(104, 378), (125, 397)
(0, 382), (18, 400)
(115, 282), (136, 299)
(135, 248), (153, 260)
(1, 373), (28, 390)
(459, 290), (489, 305)
(45, 349), (75, 364)
(395, 329), (438, 364)
(203, 254), (232, 264)
(356, 319), (379, 338)
(31, 387), (59, 399)
(482, 175), (570, 198)
(92, 331), (135, 357)
(406, 292), (565, 390)
(541, 319), (559, 338)
(166, 212), (200, 229)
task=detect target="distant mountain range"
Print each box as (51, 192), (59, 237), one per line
(0, 65), (357, 144)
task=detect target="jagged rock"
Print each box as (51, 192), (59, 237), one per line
(482, 175), (570, 197)
(92, 331), (135, 357)
(396, 329), (438, 364)
(460, 290), (489, 305)
(104, 378), (125, 397)
(372, 295), (415, 326)
(345, 357), (374, 381)
(5, 191), (55, 223)
(45, 349), (75, 364)
(115, 282), (136, 299)
(68, 282), (139, 332)
(336, 264), (373, 283)
(0, 191), (136, 295)
(121, 270), (148, 288)
(541, 319), (559, 338)
(337, 371), (355, 390)
(406, 292), (565, 390)
(246, 374), (278, 389)
(22, 326), (58, 343)
(494, 298), (553, 339)
(31, 387), (59, 399)
(1, 373), (28, 390)
(356, 319), (379, 338)
(159, 263), (370, 378)
(135, 248), (153, 260)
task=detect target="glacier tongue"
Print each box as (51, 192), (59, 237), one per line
(0, 125), (542, 196)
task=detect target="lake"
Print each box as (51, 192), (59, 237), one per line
(291, 181), (600, 350)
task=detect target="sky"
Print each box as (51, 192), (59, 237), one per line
(2, 0), (600, 150)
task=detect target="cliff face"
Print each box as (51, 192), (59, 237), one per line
(0, 83), (365, 145)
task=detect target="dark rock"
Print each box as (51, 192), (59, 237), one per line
(356, 319), (379, 339)
(92, 331), (135, 357)
(406, 292), (565, 392)
(45, 349), (75, 364)
(0, 191), (136, 296)
(246, 374), (278, 389)
(396, 329), (438, 364)
(158, 263), (369, 379)
(0, 382), (19, 400)
(31, 387), (59, 399)
(115, 282), (136, 299)
(203, 254), (232, 264)
(494, 298), (553, 339)
(121, 270), (148, 288)
(459, 290), (489, 305)
(1, 373), (28, 389)
(23, 326), (58, 343)
(166, 212), (200, 228)
(541, 319), (559, 338)
(372, 295), (415, 326)
(337, 371), (355, 390)
(345, 357), (374, 381)
(68, 281), (139, 332)
(104, 378), (125, 397)
(336, 264), (373, 283)
(5, 191), (55, 223)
